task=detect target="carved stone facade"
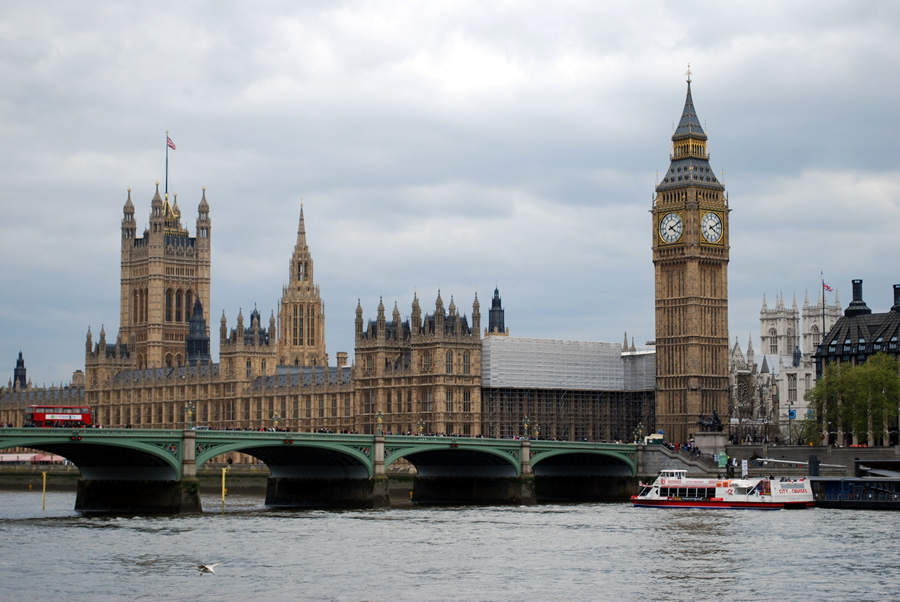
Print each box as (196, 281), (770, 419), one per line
(277, 207), (328, 367)
(354, 293), (483, 436)
(652, 76), (730, 444)
(117, 184), (211, 371)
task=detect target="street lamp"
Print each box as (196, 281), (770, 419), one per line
(184, 402), (195, 430)
(534, 423), (540, 440)
(272, 412), (280, 430)
(523, 415), (530, 439)
(376, 410), (384, 436)
(788, 403), (795, 445)
(417, 419), (425, 436)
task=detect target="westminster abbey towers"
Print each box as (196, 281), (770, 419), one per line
(652, 75), (730, 444)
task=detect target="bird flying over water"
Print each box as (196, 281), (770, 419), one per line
(195, 563), (222, 574)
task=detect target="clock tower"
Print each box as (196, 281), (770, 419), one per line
(652, 71), (730, 444)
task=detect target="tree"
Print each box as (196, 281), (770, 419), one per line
(805, 353), (900, 446)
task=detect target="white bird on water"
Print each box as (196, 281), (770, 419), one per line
(195, 563), (222, 574)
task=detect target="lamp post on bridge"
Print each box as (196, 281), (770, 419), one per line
(272, 412), (280, 431)
(184, 402), (195, 430)
(376, 410), (384, 436)
(633, 422), (644, 444)
(522, 415), (530, 439)
(417, 419), (425, 436)
(534, 423), (540, 440)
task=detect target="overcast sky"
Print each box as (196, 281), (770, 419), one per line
(2, 1), (899, 386)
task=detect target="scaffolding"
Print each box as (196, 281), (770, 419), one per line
(481, 337), (656, 441)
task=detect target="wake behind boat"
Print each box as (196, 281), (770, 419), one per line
(632, 469), (814, 509)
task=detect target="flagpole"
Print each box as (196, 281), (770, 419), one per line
(821, 271), (828, 352)
(165, 130), (169, 197)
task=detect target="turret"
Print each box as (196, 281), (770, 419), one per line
(356, 299), (364, 338)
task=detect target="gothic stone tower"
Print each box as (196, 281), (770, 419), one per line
(119, 183), (211, 369)
(652, 74), (730, 444)
(277, 206), (328, 367)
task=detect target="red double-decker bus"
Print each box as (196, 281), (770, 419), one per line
(24, 406), (92, 428)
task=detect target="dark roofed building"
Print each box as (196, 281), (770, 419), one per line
(815, 280), (900, 376)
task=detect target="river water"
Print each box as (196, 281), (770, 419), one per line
(1, 490), (896, 601)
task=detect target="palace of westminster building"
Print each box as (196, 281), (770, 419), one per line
(7, 78), (881, 445)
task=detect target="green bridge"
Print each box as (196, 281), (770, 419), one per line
(0, 428), (637, 513)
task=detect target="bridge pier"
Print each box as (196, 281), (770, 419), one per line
(75, 478), (201, 514)
(265, 476), (390, 508)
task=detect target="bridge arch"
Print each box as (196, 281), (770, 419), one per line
(194, 434), (374, 478)
(384, 441), (522, 477)
(0, 431), (182, 480)
(530, 448), (636, 477)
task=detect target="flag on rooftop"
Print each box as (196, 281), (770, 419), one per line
(167, 136), (176, 150)
(823, 283), (833, 292)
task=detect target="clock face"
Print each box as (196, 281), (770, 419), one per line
(702, 212), (723, 243)
(659, 212), (683, 244)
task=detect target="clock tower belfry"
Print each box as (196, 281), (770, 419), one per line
(652, 71), (730, 444)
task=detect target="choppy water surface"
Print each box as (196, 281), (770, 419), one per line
(0, 490), (896, 601)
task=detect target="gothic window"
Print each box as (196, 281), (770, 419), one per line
(185, 290), (193, 322)
(787, 374), (797, 402)
(297, 261), (305, 282)
(133, 290), (139, 323)
(463, 352), (471, 375)
(768, 328), (777, 354)
(308, 315), (315, 347)
(166, 290), (173, 322)
(246, 360), (252, 378)
(366, 356), (374, 375)
(292, 305), (302, 346)
(446, 352), (453, 374)
(446, 389), (454, 413)
(306, 396), (311, 418)
(386, 391), (392, 414)
(331, 395), (337, 417)
(423, 352), (432, 373)
(318, 395), (325, 418)
(811, 326), (820, 348)
(463, 390), (471, 412)
(423, 390), (433, 412)
(261, 359), (266, 374)
(407, 391), (412, 413)
(175, 290), (183, 322)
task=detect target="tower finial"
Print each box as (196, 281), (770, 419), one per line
(685, 63), (692, 83)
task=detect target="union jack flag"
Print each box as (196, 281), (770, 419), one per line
(823, 283), (833, 292)
(167, 136), (176, 150)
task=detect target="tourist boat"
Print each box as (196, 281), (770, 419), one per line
(632, 469), (814, 509)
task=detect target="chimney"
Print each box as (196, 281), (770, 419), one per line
(892, 284), (900, 313)
(844, 279), (872, 318)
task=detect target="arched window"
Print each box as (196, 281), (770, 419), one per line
(185, 290), (193, 322)
(166, 289), (173, 322)
(463, 352), (471, 375)
(811, 325), (820, 348)
(246, 360), (252, 378)
(768, 328), (777, 354)
(446, 352), (453, 374)
(175, 290), (183, 322)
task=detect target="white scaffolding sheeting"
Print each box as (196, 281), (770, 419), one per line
(482, 337), (653, 391)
